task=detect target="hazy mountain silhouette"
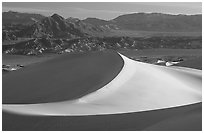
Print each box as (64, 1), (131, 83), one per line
(84, 13), (202, 32)
(112, 13), (202, 32)
(2, 11), (45, 25)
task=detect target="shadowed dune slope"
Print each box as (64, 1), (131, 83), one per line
(3, 50), (124, 104)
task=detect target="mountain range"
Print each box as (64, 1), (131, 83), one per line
(2, 11), (202, 55)
(3, 11), (202, 39)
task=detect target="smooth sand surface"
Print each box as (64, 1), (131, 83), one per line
(3, 51), (123, 104)
(2, 103), (201, 131)
(3, 53), (201, 116)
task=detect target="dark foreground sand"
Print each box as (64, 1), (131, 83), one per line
(2, 51), (202, 131)
(2, 102), (201, 131)
(3, 51), (123, 104)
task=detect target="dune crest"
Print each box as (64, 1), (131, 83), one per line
(3, 53), (202, 116)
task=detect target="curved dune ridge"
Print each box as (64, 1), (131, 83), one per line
(3, 51), (124, 104)
(3, 52), (202, 116)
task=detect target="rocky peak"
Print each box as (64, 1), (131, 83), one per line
(51, 13), (65, 21)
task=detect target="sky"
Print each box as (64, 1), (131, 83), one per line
(2, 2), (202, 20)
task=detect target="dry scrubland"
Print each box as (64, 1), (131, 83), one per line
(3, 48), (202, 67)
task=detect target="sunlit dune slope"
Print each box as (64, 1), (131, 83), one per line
(3, 51), (124, 104)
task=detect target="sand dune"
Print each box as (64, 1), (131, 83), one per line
(3, 51), (123, 104)
(3, 53), (202, 116)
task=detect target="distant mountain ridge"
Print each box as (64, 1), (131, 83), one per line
(112, 13), (202, 32)
(2, 11), (45, 25)
(2, 11), (202, 56)
(2, 11), (202, 41)
(83, 13), (202, 32)
(3, 13), (108, 39)
(3, 11), (202, 33)
(82, 18), (110, 26)
(20, 13), (86, 38)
